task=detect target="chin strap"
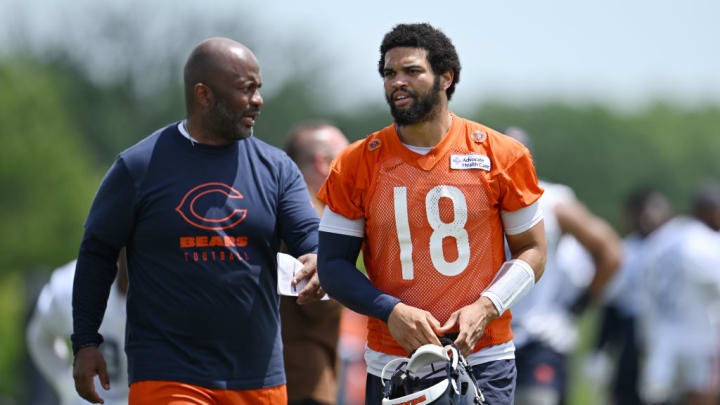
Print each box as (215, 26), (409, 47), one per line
(380, 357), (411, 387)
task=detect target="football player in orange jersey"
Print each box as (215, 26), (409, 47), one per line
(316, 23), (547, 404)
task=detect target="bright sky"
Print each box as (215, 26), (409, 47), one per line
(2, 0), (718, 112)
(254, 0), (720, 110)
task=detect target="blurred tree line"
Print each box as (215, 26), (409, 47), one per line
(1, 3), (719, 403)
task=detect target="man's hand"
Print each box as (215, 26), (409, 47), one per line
(73, 346), (109, 404)
(387, 303), (443, 354)
(437, 297), (499, 356)
(292, 253), (326, 304)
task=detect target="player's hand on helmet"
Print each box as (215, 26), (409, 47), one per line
(437, 297), (499, 357)
(293, 253), (325, 304)
(387, 302), (443, 354)
(73, 345), (109, 404)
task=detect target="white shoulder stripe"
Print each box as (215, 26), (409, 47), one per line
(319, 207), (365, 238)
(501, 200), (543, 235)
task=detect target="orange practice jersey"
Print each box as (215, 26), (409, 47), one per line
(317, 115), (543, 356)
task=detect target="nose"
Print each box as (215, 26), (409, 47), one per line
(391, 73), (408, 89)
(251, 89), (263, 107)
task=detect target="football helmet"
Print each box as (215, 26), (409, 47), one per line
(380, 342), (484, 404)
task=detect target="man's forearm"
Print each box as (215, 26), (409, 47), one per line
(487, 221), (546, 314)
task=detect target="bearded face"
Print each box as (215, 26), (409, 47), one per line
(206, 92), (259, 141)
(386, 75), (442, 127)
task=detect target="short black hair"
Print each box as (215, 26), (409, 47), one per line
(378, 23), (461, 100)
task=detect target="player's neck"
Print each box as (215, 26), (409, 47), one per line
(396, 106), (452, 147)
(185, 116), (235, 146)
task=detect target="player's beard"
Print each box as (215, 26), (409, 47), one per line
(207, 95), (257, 142)
(387, 76), (442, 127)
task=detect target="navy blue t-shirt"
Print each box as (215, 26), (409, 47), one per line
(72, 123), (319, 390)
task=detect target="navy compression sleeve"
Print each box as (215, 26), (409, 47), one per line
(317, 231), (400, 322)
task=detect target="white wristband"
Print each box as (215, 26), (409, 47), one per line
(481, 259), (535, 315)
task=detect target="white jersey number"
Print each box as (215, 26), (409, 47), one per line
(394, 185), (470, 280)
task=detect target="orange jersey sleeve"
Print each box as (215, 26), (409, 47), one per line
(316, 137), (376, 220)
(485, 132), (543, 212)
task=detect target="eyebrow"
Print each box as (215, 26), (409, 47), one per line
(236, 77), (262, 86)
(384, 64), (425, 72)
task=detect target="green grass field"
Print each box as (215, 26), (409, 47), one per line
(0, 274), (24, 401)
(568, 310), (606, 405)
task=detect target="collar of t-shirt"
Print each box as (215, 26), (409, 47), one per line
(177, 120), (199, 144)
(402, 143), (433, 155)
(396, 113), (453, 156)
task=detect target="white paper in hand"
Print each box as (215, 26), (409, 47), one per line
(276, 253), (328, 300)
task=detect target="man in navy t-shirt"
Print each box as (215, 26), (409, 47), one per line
(71, 37), (322, 405)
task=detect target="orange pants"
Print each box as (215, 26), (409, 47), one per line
(129, 380), (287, 405)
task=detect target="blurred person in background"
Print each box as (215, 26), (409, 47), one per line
(336, 309), (367, 405)
(638, 181), (720, 405)
(282, 122), (349, 405)
(27, 251), (128, 405)
(71, 37), (322, 405)
(505, 127), (622, 405)
(584, 187), (673, 405)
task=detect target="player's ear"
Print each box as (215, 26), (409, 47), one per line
(194, 83), (214, 110)
(439, 70), (453, 92)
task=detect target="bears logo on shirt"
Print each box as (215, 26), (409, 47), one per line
(368, 139), (382, 151)
(471, 130), (486, 143)
(176, 183), (247, 230)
